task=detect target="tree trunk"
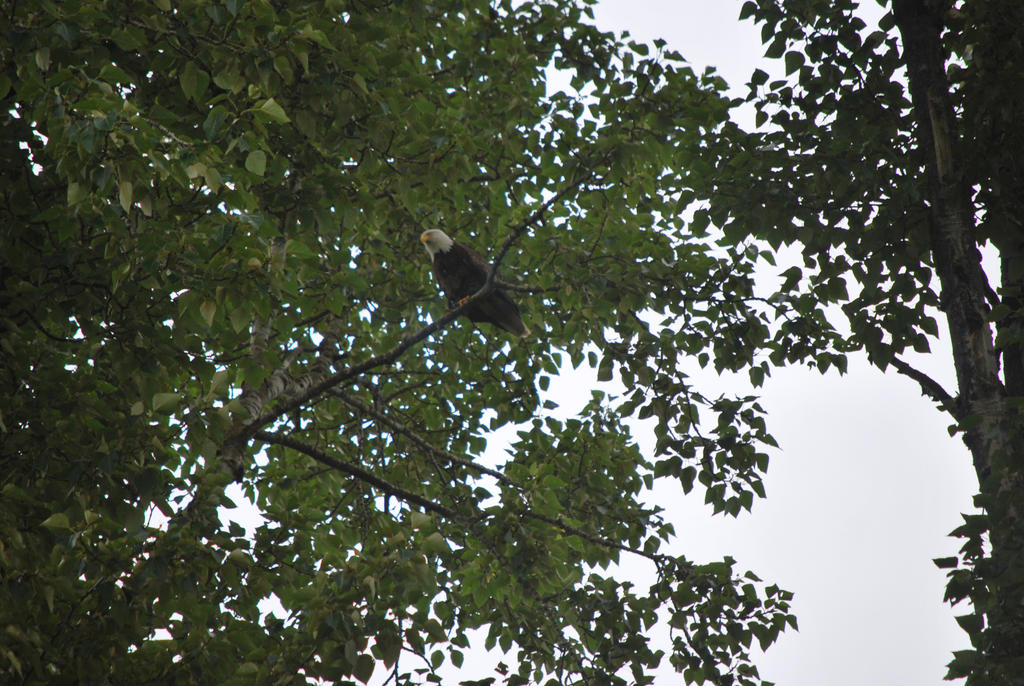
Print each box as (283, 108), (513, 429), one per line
(891, 0), (1024, 681)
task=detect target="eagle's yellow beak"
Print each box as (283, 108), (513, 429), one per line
(419, 232), (431, 244)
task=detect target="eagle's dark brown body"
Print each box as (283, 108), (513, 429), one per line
(421, 230), (530, 338)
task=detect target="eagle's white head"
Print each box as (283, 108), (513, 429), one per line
(420, 229), (454, 257)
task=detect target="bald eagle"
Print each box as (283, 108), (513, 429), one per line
(420, 229), (530, 338)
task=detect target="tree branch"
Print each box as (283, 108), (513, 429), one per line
(252, 429), (666, 567)
(330, 387), (667, 567)
(16, 309), (80, 343)
(522, 510), (666, 565)
(240, 293), (486, 442)
(253, 430), (458, 519)
(890, 356), (958, 415)
(330, 389), (521, 489)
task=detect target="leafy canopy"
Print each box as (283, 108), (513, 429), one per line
(0, 1), (834, 685)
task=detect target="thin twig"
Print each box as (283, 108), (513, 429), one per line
(492, 167), (596, 269)
(494, 279), (562, 294)
(17, 309), (80, 343)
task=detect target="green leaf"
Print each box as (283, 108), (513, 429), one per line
(203, 106), (229, 140)
(67, 181), (86, 206)
(424, 532), (450, 554)
(377, 628), (402, 668)
(40, 513), (71, 531)
(257, 97), (290, 124)
(35, 47), (50, 71)
(204, 166), (222, 192)
(99, 64), (133, 84)
(245, 150), (267, 176)
(179, 61), (210, 102)
(118, 180), (133, 213)
(200, 299), (217, 327)
(409, 511), (432, 529)
(43, 585), (55, 612)
(353, 654), (374, 683)
(352, 73), (368, 94)
(298, 23), (336, 51)
(152, 392), (179, 412)
(212, 69), (243, 92)
(229, 306), (249, 333)
(955, 613), (983, 636)
(765, 37), (786, 59)
(784, 50), (804, 75)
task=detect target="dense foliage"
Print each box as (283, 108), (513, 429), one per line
(1, 1), (801, 684)
(7, 0), (1019, 683)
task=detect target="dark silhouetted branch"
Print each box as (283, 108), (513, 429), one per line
(331, 389), (520, 489)
(253, 430), (457, 519)
(890, 356), (957, 415)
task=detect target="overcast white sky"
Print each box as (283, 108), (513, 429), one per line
(581, 2), (978, 685)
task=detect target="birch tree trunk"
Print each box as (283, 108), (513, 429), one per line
(892, 1), (1024, 680)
